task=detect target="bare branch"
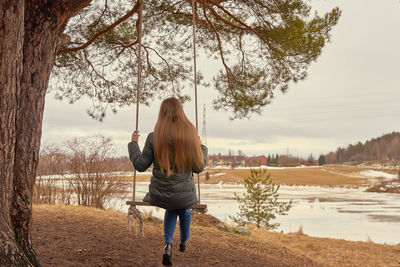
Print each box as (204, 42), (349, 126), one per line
(120, 8), (142, 48)
(238, 32), (245, 72)
(204, 5), (246, 31)
(207, 1), (269, 42)
(201, 1), (231, 76)
(141, 45), (177, 92)
(88, 0), (109, 31)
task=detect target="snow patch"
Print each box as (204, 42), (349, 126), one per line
(37, 171), (152, 179)
(210, 172), (226, 177)
(358, 170), (397, 180)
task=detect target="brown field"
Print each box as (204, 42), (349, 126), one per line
(32, 204), (400, 267)
(196, 166), (379, 186)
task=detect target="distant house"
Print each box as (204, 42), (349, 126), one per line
(245, 155), (268, 166)
(208, 154), (268, 167)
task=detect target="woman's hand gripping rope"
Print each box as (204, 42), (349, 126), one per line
(131, 130), (140, 142)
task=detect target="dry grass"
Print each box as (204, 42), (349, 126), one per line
(249, 226), (400, 267)
(268, 167), (369, 186)
(200, 166), (371, 186)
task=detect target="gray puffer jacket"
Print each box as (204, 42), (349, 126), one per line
(128, 132), (208, 210)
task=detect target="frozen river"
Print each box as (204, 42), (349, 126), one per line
(116, 182), (400, 244)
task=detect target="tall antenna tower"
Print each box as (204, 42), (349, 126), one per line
(201, 104), (207, 146)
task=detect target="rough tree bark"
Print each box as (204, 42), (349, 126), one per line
(0, 1), (91, 265)
(0, 1), (26, 264)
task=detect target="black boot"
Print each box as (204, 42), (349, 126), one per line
(162, 243), (172, 266)
(179, 240), (188, 252)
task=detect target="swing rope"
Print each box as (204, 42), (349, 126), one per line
(191, 0), (202, 206)
(132, 0), (143, 204)
(127, 0), (144, 235)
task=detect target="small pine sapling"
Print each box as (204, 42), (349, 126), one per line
(205, 171), (210, 181)
(231, 168), (292, 229)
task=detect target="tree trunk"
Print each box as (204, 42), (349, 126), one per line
(0, 1), (91, 265)
(0, 1), (27, 265)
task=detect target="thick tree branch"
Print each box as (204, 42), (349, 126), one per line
(57, 0), (140, 55)
(54, 0), (93, 27)
(63, 0), (93, 17)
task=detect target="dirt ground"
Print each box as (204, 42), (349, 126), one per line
(32, 205), (400, 267)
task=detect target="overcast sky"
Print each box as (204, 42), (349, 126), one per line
(42, 0), (400, 158)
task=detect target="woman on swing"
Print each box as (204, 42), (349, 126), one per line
(128, 97), (208, 266)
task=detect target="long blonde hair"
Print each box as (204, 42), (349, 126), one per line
(154, 97), (204, 176)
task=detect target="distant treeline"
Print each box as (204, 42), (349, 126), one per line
(324, 132), (400, 164)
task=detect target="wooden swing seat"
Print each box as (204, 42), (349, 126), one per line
(126, 201), (207, 212)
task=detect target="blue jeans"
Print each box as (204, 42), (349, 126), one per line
(164, 208), (191, 244)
